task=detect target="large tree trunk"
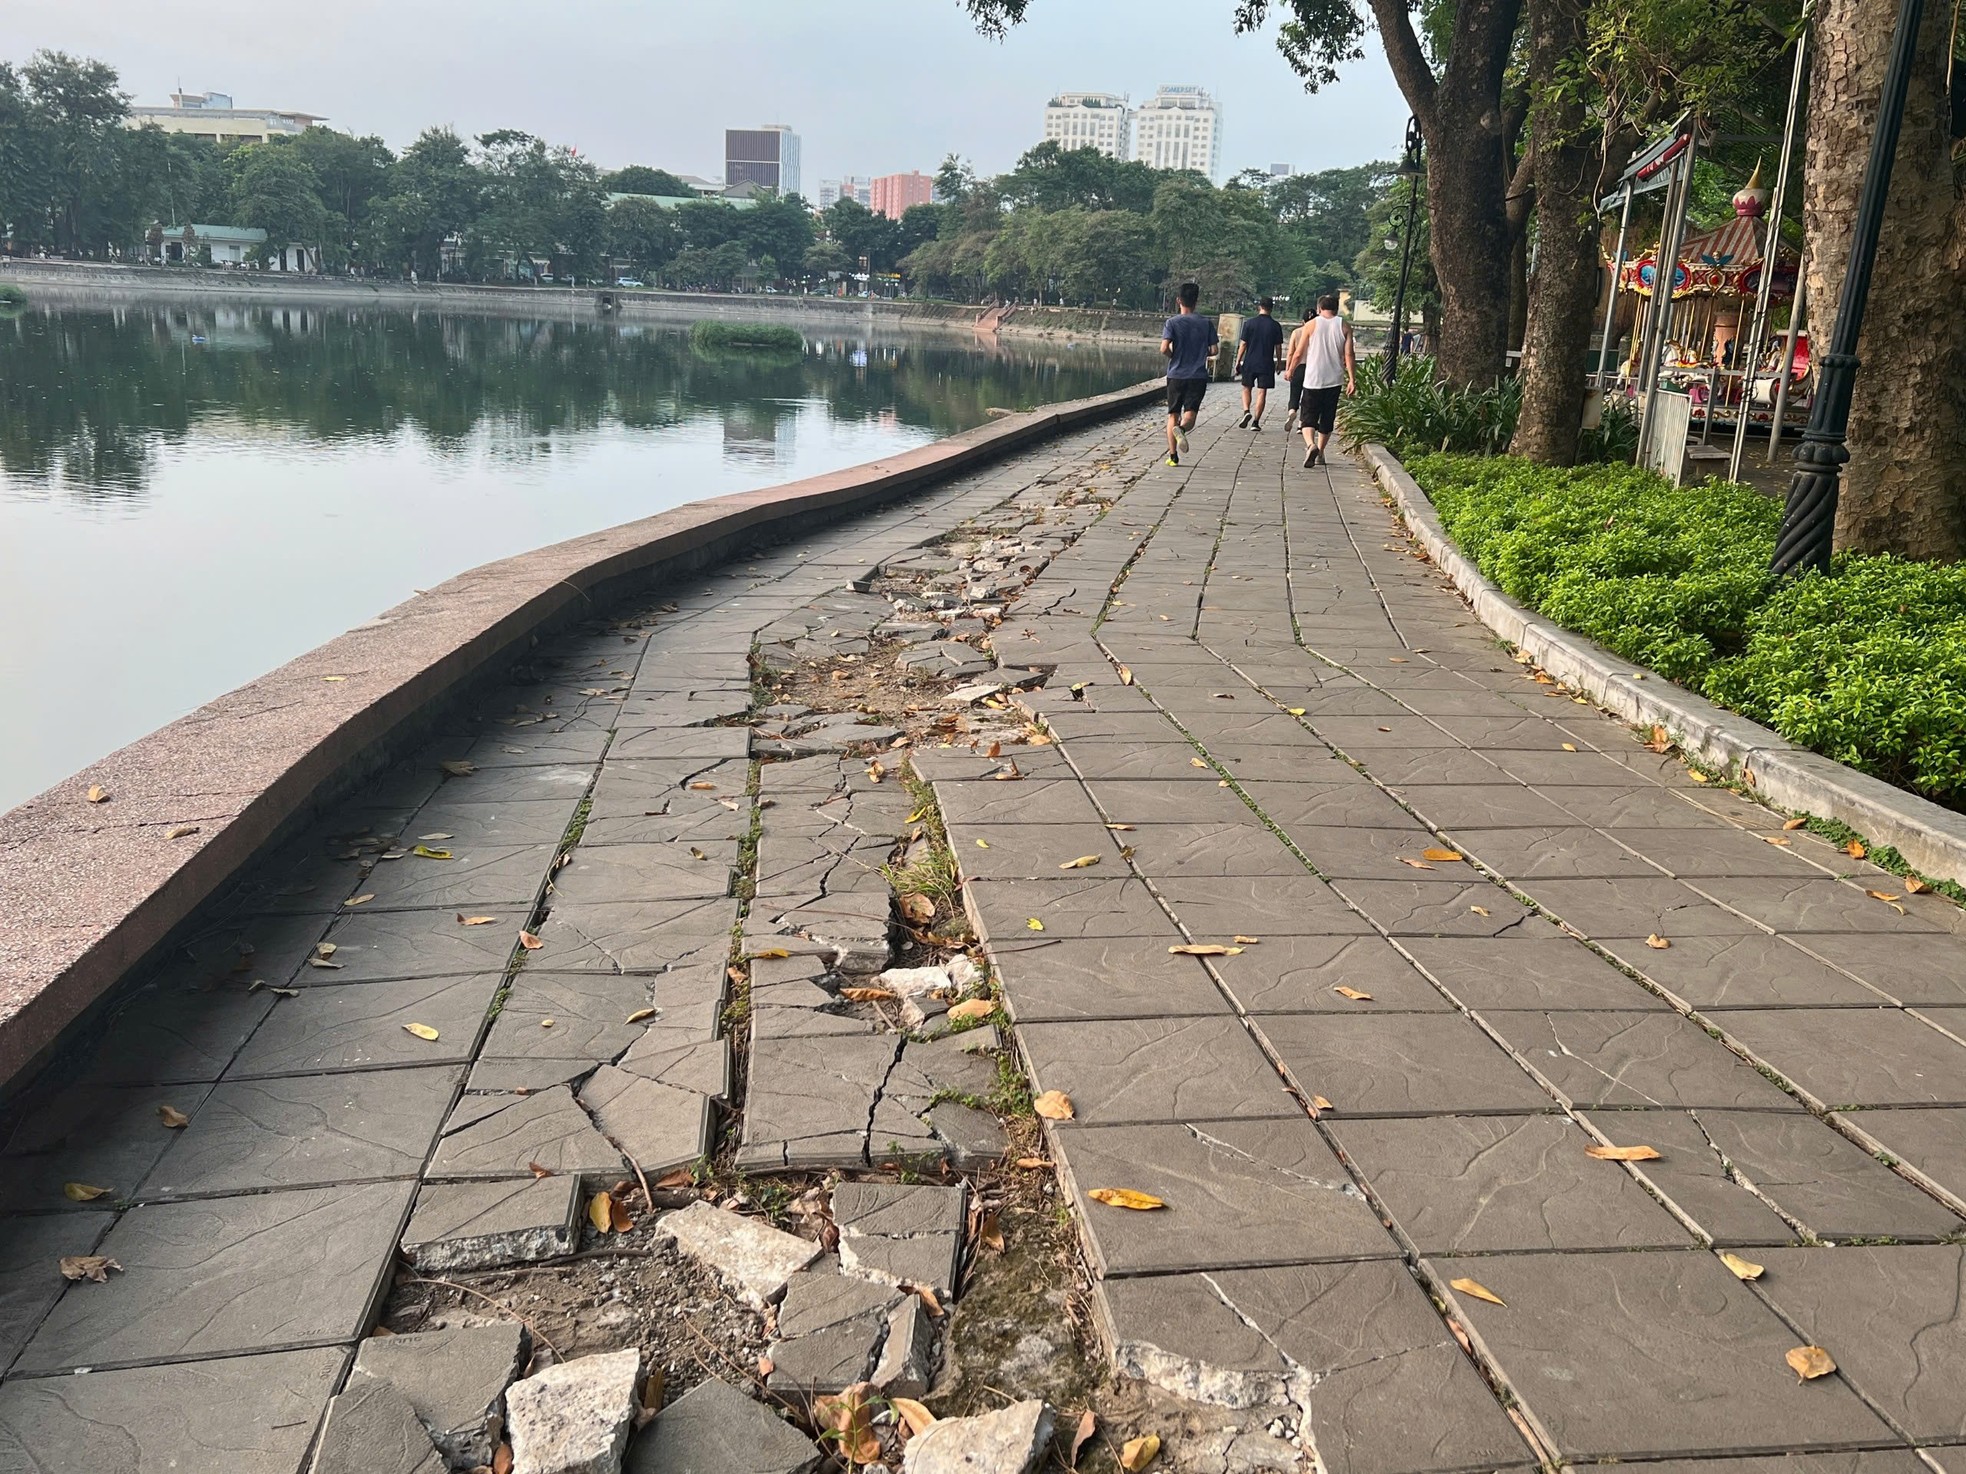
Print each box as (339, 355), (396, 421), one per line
(1510, 0), (1610, 464)
(1370, 0), (1524, 388)
(1805, 0), (1966, 561)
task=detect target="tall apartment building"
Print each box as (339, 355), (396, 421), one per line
(1130, 85), (1221, 181)
(870, 171), (933, 221)
(725, 125), (802, 198)
(126, 91), (325, 145)
(817, 177), (872, 210)
(1041, 92), (1131, 160)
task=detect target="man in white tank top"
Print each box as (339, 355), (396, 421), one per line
(1282, 292), (1356, 468)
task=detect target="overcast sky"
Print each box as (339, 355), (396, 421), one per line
(13, 0), (1409, 185)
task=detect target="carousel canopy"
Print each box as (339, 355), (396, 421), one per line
(1620, 214), (1796, 300)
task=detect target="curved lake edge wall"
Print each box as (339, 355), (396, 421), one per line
(0, 379), (1163, 1090)
(0, 261), (1169, 345)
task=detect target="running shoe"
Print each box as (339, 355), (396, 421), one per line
(1303, 447), (1316, 468)
(1175, 425), (1189, 454)
(1237, 410), (1252, 428)
(1165, 453), (1180, 467)
(1250, 420), (1263, 433)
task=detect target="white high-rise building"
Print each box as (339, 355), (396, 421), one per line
(1041, 92), (1132, 160)
(1131, 85), (1221, 181)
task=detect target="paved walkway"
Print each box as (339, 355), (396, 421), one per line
(2, 390), (1964, 1472)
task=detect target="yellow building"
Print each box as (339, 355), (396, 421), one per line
(127, 91), (325, 146)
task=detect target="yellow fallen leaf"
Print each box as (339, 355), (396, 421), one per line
(1026, 918), (1045, 931)
(1120, 1433), (1161, 1472)
(322, 675), (347, 682)
(58, 1255), (122, 1282)
(1469, 905), (1490, 917)
(344, 894), (375, 907)
(588, 1190), (615, 1234)
(974, 838), (990, 848)
(85, 785), (109, 804)
(157, 1105), (189, 1129)
(1233, 935), (1261, 944)
(1170, 944), (1242, 956)
(1844, 839), (1867, 859)
(1333, 985), (1374, 1001)
(1286, 707), (1306, 716)
(1089, 1188), (1166, 1210)
(1720, 1251), (1764, 1281)
(1450, 1276), (1506, 1307)
(1189, 757), (1209, 768)
(1421, 848), (1463, 862)
(1033, 1089), (1075, 1120)
(459, 914), (497, 926)
(411, 845), (453, 860)
(1645, 934), (1672, 949)
(751, 947), (790, 959)
(1014, 1157), (1052, 1170)
(890, 1397), (937, 1437)
(625, 1007), (657, 1023)
(1786, 1345), (1835, 1381)
(1107, 823), (1136, 832)
(1561, 743), (1577, 752)
(946, 999), (995, 1023)
(540, 1018), (556, 1029)
(1118, 665), (1134, 685)
(1906, 875), (1932, 894)
(518, 931), (544, 950)
(167, 825), (200, 840)
(1585, 1144), (1661, 1162)
(905, 807), (927, 823)
(1059, 855), (1102, 870)
(403, 1022), (441, 1041)
(1783, 816), (1809, 830)
(899, 893), (936, 924)
(840, 987), (896, 1003)
(1689, 770), (1710, 783)
(62, 1182), (111, 1202)
(1400, 858), (1436, 870)
(1310, 1094), (1333, 1111)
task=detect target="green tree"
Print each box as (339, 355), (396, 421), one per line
(370, 127), (480, 278)
(285, 127), (392, 268)
(600, 165), (697, 197)
(823, 198), (901, 272)
(15, 51), (131, 255)
(473, 129), (603, 280)
(228, 143), (328, 261)
(736, 194), (816, 277)
(604, 197), (679, 279)
(999, 141), (1161, 213)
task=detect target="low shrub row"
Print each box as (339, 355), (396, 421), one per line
(1341, 356), (1638, 464)
(1411, 453), (1966, 809)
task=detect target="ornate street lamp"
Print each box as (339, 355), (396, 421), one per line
(1771, 0), (1925, 575)
(1384, 117), (1424, 386)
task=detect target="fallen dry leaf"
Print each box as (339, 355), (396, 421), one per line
(167, 825), (200, 840)
(157, 1105), (189, 1129)
(59, 1255), (122, 1283)
(1286, 706), (1307, 716)
(974, 838), (990, 848)
(625, 1007), (657, 1023)
(1645, 934), (1672, 950)
(687, 781), (717, 791)
(813, 1384), (881, 1464)
(540, 1018), (556, 1029)
(1786, 1345), (1836, 1381)
(1422, 848), (1464, 863)
(85, 785), (109, 804)
(1844, 839), (1867, 859)
(1399, 858), (1436, 871)
(1169, 943), (1241, 956)
(840, 987), (896, 1003)
(1059, 855), (1102, 870)
(1107, 823), (1137, 832)
(492, 1443), (514, 1474)
(527, 1161), (554, 1179)
(1783, 816), (1809, 830)
(751, 947), (790, 959)
(1561, 743), (1578, 752)
(891, 1397), (937, 1438)
(1069, 1409), (1097, 1468)
(403, 1022), (441, 1041)
(1469, 905), (1491, 917)
(1015, 1156), (1052, 1170)
(1585, 1144), (1661, 1162)
(62, 1182), (111, 1202)
(1333, 985), (1374, 1001)
(588, 1190), (615, 1234)
(1026, 918), (1045, 931)
(1089, 1188), (1166, 1211)
(458, 914), (497, 926)
(1906, 875), (1932, 894)
(1120, 1433), (1161, 1472)
(1720, 1251), (1765, 1281)
(1189, 757), (1209, 768)
(1450, 1276), (1506, 1307)
(1689, 771), (1711, 784)
(1311, 1094), (1333, 1111)
(344, 893), (375, 907)
(1033, 1089), (1075, 1120)
(411, 845), (452, 860)
(518, 931), (544, 950)
(946, 999), (994, 1023)
(898, 893), (936, 925)
(1118, 665), (1134, 686)
(439, 760), (475, 777)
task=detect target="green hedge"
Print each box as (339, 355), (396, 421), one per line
(1412, 453), (1966, 808)
(689, 320), (804, 353)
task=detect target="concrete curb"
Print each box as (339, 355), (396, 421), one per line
(0, 381), (1163, 1088)
(1362, 441), (1966, 888)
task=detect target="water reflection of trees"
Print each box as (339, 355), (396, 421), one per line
(0, 306), (1156, 495)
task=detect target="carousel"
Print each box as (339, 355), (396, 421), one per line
(1609, 162), (1811, 436)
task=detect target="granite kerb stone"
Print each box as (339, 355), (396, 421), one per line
(0, 380), (1162, 1092)
(1364, 441), (1966, 892)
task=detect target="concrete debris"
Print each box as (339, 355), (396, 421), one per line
(310, 1378), (447, 1474)
(623, 1377), (819, 1474)
(505, 1346), (642, 1474)
(352, 1322), (526, 1469)
(901, 1400), (1054, 1474)
(870, 1295), (933, 1397)
(655, 1200), (820, 1309)
(401, 1178), (581, 1274)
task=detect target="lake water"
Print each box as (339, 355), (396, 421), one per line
(0, 301), (1156, 811)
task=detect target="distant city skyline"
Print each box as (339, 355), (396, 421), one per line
(11, 0), (1407, 186)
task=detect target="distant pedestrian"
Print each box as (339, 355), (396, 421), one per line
(1283, 292), (1356, 469)
(1234, 297), (1284, 432)
(1161, 281), (1217, 467)
(1282, 302), (1316, 432)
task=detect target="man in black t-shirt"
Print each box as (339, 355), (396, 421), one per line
(1234, 297), (1285, 431)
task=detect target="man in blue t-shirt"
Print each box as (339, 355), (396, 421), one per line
(1161, 281), (1217, 466)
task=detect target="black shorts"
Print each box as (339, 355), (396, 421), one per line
(1239, 366), (1276, 390)
(1165, 376), (1208, 415)
(1302, 384), (1341, 435)
(1287, 365), (1306, 409)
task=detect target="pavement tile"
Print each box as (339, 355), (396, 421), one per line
(578, 1064), (713, 1175)
(1307, 716), (1467, 750)
(148, 910), (333, 991)
(224, 974), (500, 1078)
(909, 744), (1077, 783)
(479, 972), (653, 1062)
(1847, 1107), (1966, 1205)
(737, 1035), (903, 1170)
(0, 1082), (217, 1209)
(1329, 879), (1545, 937)
(1118, 820), (1309, 877)
(0, 1347), (346, 1473)
(1387, 784), (1583, 831)
(991, 936), (1232, 1021)
(1483, 748), (1673, 786)
(138, 1065), (460, 1196)
(15, 1180), (413, 1373)
(1600, 934), (1891, 1010)
(76, 983), (277, 1086)
(1055, 1120), (1392, 1275)
(1715, 1009), (1966, 1107)
(1152, 876), (1372, 937)
(1581, 1457), (1926, 1474)
(358, 843), (555, 909)
(1788, 935), (1966, 1007)
(1331, 1114), (1693, 1253)
(306, 906), (526, 982)
(1435, 1251), (1900, 1459)
(1754, 1246), (1966, 1444)
(1279, 825), (1483, 883)
(934, 776), (1104, 827)
(1447, 826), (1665, 879)
(1232, 778), (1421, 830)
(1485, 1010), (1800, 1110)
(1078, 777), (1263, 826)
(1017, 1017), (1298, 1124)
(1693, 877), (1947, 935)
(1340, 747), (1519, 786)
(1400, 937), (1661, 1010)
(419, 763), (595, 806)
(403, 796), (583, 846)
(1210, 935), (1452, 1012)
(1061, 739), (1246, 782)
(950, 821), (1130, 883)
(1258, 1013), (1551, 1116)
(1605, 826), (1839, 879)
(401, 1177), (582, 1272)
(456, 727), (611, 767)
(1101, 1260), (1532, 1474)
(1518, 878), (1766, 939)
(549, 842), (738, 903)
(1204, 743), (1392, 783)
(0, 1212), (114, 1366)
(428, 1085), (625, 1181)
(528, 899), (739, 972)
(606, 726), (750, 762)
(1539, 784), (1753, 829)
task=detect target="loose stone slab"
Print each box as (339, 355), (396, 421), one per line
(138, 1065), (461, 1195)
(1693, 876), (1947, 934)
(428, 1086), (625, 1182)
(359, 842), (556, 909)
(0, 1346), (345, 1473)
(765, 1269), (900, 1396)
(1054, 1120), (1389, 1275)
(481, 973), (654, 1062)
(1432, 1249), (1895, 1458)
(1101, 1260), (1529, 1474)
(1258, 1013), (1550, 1116)
(579, 1064), (713, 1174)
(402, 1176), (583, 1271)
(1118, 820), (1310, 877)
(16, 1179), (414, 1373)
(353, 1322), (528, 1468)
(0, 1083), (213, 1212)
(1016, 1017), (1298, 1124)
(872, 1295), (933, 1396)
(952, 821), (1126, 882)
(224, 974), (501, 1077)
(655, 1199), (820, 1309)
(551, 842), (738, 903)
(311, 1376), (447, 1474)
(1509, 878), (1764, 939)
(531, 899), (741, 973)
(738, 1035), (904, 1169)
(1753, 1246), (1966, 1442)
(1483, 1010), (1800, 1110)
(623, 1376), (819, 1474)
(1329, 1114), (1692, 1253)
(506, 1345), (641, 1474)
(832, 1182), (967, 1297)
(901, 1400), (1053, 1474)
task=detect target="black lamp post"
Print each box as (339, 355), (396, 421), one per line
(1770, 0), (1925, 575)
(1385, 116), (1425, 386)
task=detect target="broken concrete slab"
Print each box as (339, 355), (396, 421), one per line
(427, 1086), (625, 1182)
(402, 1176), (582, 1272)
(655, 1200), (820, 1309)
(924, 1101), (1009, 1168)
(871, 1295), (933, 1397)
(765, 1269), (901, 1397)
(310, 1377), (447, 1474)
(352, 1322), (527, 1468)
(623, 1376), (819, 1474)
(579, 1064), (714, 1176)
(832, 1182), (966, 1299)
(505, 1346), (641, 1474)
(901, 1400), (1053, 1474)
